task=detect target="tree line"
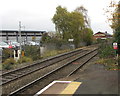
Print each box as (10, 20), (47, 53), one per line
(51, 6), (93, 48)
(108, 1), (120, 55)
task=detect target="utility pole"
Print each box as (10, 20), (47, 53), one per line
(19, 21), (22, 58)
(23, 26), (25, 42)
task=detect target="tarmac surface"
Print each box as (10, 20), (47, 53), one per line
(74, 64), (119, 94)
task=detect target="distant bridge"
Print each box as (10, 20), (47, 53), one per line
(0, 30), (46, 42)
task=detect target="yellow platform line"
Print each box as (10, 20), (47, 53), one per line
(60, 82), (82, 94)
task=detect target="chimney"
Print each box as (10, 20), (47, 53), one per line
(105, 31), (107, 34)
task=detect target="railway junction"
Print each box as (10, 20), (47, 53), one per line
(1, 45), (119, 95)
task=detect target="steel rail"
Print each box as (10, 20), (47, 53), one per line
(1, 44), (96, 76)
(9, 48), (98, 95)
(1, 49), (86, 85)
(67, 52), (98, 77)
(1, 48), (83, 76)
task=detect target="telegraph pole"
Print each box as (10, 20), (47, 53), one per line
(19, 21), (22, 58)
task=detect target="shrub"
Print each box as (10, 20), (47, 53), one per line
(2, 48), (14, 63)
(97, 38), (106, 43)
(3, 58), (16, 70)
(17, 56), (33, 64)
(118, 56), (120, 69)
(97, 42), (118, 70)
(98, 43), (115, 58)
(42, 49), (71, 58)
(96, 58), (117, 69)
(23, 45), (41, 61)
(42, 50), (58, 58)
(0, 64), (2, 70)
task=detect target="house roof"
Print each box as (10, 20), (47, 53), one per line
(94, 32), (112, 36)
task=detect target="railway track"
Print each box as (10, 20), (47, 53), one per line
(1, 48), (86, 85)
(1, 46), (97, 95)
(7, 47), (98, 95)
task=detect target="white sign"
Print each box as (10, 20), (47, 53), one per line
(68, 39), (74, 42)
(14, 50), (21, 61)
(113, 42), (117, 46)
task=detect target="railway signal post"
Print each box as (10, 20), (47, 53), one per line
(113, 42), (118, 65)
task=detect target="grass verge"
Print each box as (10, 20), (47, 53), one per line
(42, 49), (72, 58)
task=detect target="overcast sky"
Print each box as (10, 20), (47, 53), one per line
(0, 0), (119, 34)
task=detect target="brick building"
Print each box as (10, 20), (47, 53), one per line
(93, 31), (112, 39)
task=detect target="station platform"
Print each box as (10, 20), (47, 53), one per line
(35, 81), (82, 95)
(35, 64), (118, 95)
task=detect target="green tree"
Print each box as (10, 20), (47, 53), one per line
(41, 33), (51, 43)
(52, 6), (85, 48)
(52, 6), (69, 39)
(111, 1), (120, 55)
(105, 1), (120, 55)
(82, 28), (93, 45)
(24, 46), (41, 60)
(68, 11), (84, 48)
(114, 2), (120, 37)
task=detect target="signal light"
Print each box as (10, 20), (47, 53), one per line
(9, 45), (13, 48)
